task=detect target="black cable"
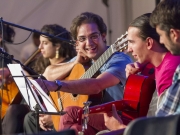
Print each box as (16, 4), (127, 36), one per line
(4, 31), (33, 45)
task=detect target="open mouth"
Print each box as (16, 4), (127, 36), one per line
(86, 47), (97, 53)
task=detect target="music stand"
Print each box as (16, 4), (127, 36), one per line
(7, 64), (66, 133)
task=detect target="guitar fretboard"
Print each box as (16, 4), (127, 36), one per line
(81, 34), (128, 79)
(81, 46), (114, 79)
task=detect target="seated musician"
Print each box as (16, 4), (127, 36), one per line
(23, 24), (76, 134)
(0, 24), (31, 134)
(34, 12), (132, 135)
(1, 24), (76, 134)
(100, 12), (180, 133)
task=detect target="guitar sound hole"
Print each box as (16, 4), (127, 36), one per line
(72, 94), (78, 97)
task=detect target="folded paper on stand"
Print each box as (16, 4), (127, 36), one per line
(7, 64), (57, 113)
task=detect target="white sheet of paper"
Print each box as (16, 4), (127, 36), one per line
(30, 79), (57, 112)
(7, 64), (57, 113)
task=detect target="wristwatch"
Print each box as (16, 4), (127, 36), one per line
(55, 80), (62, 92)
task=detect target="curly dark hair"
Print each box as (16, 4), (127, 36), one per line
(41, 24), (76, 59)
(70, 12), (107, 41)
(32, 24), (76, 74)
(31, 55), (50, 74)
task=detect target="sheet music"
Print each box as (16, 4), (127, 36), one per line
(7, 64), (57, 113)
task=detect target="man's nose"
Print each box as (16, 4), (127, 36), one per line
(127, 46), (132, 52)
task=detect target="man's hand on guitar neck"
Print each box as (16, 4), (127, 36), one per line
(125, 62), (142, 78)
(103, 104), (126, 131)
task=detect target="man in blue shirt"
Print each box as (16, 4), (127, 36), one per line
(34, 12), (132, 135)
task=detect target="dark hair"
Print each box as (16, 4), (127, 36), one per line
(0, 24), (15, 53)
(41, 24), (76, 59)
(32, 32), (40, 39)
(70, 12), (107, 40)
(32, 55), (50, 74)
(130, 13), (159, 42)
(150, 0), (180, 35)
(0, 24), (15, 43)
(129, 13), (166, 49)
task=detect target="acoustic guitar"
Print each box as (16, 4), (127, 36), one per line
(78, 74), (156, 125)
(0, 80), (21, 118)
(0, 49), (40, 119)
(50, 32), (128, 130)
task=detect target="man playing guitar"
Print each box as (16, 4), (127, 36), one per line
(101, 13), (180, 133)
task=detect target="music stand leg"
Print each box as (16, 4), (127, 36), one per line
(34, 104), (40, 133)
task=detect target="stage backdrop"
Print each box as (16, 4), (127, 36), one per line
(0, 0), (155, 62)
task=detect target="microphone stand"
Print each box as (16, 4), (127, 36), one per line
(0, 50), (67, 133)
(0, 17), (72, 132)
(0, 19), (13, 134)
(0, 18), (74, 45)
(0, 48), (40, 79)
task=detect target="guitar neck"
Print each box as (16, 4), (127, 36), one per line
(81, 33), (128, 79)
(89, 100), (138, 114)
(78, 100), (138, 125)
(81, 46), (115, 79)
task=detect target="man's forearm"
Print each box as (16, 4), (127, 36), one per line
(59, 78), (105, 95)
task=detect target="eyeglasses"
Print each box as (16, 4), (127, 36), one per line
(76, 32), (101, 43)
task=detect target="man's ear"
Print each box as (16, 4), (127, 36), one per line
(101, 33), (106, 42)
(170, 28), (180, 42)
(146, 37), (153, 50)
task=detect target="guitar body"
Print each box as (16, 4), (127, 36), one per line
(78, 74), (156, 125)
(50, 33), (129, 130)
(50, 63), (103, 130)
(121, 74), (156, 124)
(0, 81), (21, 118)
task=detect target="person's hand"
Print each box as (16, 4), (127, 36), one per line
(39, 114), (53, 131)
(0, 68), (12, 84)
(35, 79), (59, 93)
(125, 62), (141, 78)
(74, 50), (90, 65)
(104, 104), (126, 131)
(0, 68), (10, 79)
